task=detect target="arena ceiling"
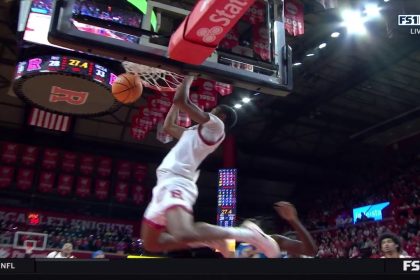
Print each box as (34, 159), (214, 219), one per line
(0, 0), (420, 195)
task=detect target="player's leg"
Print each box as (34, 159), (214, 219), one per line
(141, 184), (228, 254)
(165, 207), (280, 258)
(142, 212), (232, 257)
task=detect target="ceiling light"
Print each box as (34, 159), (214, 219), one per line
(364, 4), (381, 18)
(234, 104), (242, 109)
(341, 10), (367, 35)
(306, 53), (315, 57)
(331, 32), (340, 38)
(319, 43), (327, 49)
(293, 62), (302, 66)
(242, 97), (251, 103)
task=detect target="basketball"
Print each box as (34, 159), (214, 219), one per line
(111, 73), (143, 104)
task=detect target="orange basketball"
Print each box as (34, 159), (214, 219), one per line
(111, 73), (143, 104)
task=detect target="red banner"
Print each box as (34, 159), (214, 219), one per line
(116, 161), (131, 180)
(62, 152), (77, 173)
(243, 0), (266, 24)
(94, 179), (110, 200)
(284, 0), (304, 36)
(57, 174), (74, 196)
(41, 149), (59, 170)
(253, 24), (271, 61)
(154, 96), (172, 113)
(1, 142), (20, 164)
(28, 108), (72, 132)
(194, 78), (218, 109)
(190, 92), (200, 108)
(0, 206), (140, 235)
(16, 168), (35, 191)
(80, 155), (95, 175)
(21, 146), (39, 166)
(97, 156), (112, 178)
(115, 181), (129, 203)
(0, 166), (14, 188)
(133, 163), (147, 182)
(130, 126), (148, 141)
(133, 108), (154, 131)
(38, 171), (56, 193)
(215, 82), (233, 96)
(132, 183), (145, 205)
(76, 177), (91, 198)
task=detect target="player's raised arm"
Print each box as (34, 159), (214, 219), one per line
(271, 201), (317, 257)
(172, 75), (210, 125)
(163, 103), (186, 139)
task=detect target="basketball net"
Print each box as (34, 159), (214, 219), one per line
(123, 61), (234, 97)
(122, 61), (185, 92)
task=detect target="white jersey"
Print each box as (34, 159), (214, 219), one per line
(143, 114), (225, 227)
(46, 251), (75, 258)
(380, 254), (412, 258)
(157, 114), (225, 181)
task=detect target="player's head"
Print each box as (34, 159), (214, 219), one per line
(211, 105), (237, 132)
(61, 243), (73, 257)
(378, 233), (401, 254)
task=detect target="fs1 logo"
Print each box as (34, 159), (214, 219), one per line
(403, 260), (420, 272)
(398, 15), (420, 25)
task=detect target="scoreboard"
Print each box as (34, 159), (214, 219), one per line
(15, 55), (117, 86)
(217, 168), (237, 227)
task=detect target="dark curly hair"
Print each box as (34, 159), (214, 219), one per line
(378, 232), (401, 252)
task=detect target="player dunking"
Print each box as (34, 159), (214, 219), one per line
(141, 76), (280, 257)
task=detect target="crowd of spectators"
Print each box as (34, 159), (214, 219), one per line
(0, 219), (143, 255)
(297, 158), (420, 258)
(75, 0), (142, 28)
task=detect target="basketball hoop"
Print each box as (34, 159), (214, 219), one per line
(24, 240), (36, 254)
(122, 61), (185, 92)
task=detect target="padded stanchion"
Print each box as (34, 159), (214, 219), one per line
(169, 0), (256, 65)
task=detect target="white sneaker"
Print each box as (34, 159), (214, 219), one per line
(241, 220), (281, 258)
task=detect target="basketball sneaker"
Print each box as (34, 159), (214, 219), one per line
(240, 220), (281, 258)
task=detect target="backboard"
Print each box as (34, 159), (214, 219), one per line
(48, 0), (293, 96)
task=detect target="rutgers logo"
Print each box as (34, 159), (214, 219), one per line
(49, 86), (89, 105)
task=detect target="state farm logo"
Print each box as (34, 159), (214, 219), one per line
(286, 3), (298, 15)
(197, 26), (223, 43)
(196, 0), (250, 44)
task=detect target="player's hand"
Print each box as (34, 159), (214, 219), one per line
(274, 201), (298, 222)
